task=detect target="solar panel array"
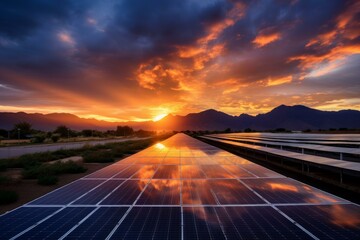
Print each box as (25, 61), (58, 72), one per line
(1, 133), (359, 239)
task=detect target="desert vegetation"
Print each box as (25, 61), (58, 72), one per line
(0, 122), (158, 146)
(0, 133), (172, 208)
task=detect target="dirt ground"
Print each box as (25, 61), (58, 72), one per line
(0, 162), (114, 215)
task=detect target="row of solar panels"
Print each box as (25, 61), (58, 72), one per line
(1, 134), (359, 239)
(3, 204), (360, 239)
(208, 134), (360, 160)
(202, 136), (360, 174)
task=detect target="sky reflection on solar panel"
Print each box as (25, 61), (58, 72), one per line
(0, 133), (359, 239)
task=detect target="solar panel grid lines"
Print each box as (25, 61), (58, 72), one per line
(84, 164), (132, 178)
(58, 207), (100, 240)
(179, 155), (184, 240)
(2, 133), (360, 239)
(236, 179), (321, 239)
(104, 163), (163, 239)
(0, 207), (62, 240)
(277, 204), (360, 240)
(214, 135), (360, 156)
(62, 207), (128, 240)
(28, 179), (105, 205)
(202, 135), (360, 172)
(72, 180), (125, 205)
(270, 205), (319, 240)
(16, 207), (96, 240)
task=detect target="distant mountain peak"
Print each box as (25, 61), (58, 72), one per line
(270, 104), (314, 113)
(0, 104), (359, 131)
(201, 108), (218, 113)
(192, 109), (233, 118)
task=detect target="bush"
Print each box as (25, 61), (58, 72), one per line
(51, 134), (60, 143)
(83, 150), (114, 163)
(0, 175), (11, 184)
(31, 134), (46, 143)
(111, 147), (125, 157)
(51, 149), (79, 159)
(22, 166), (43, 179)
(0, 190), (18, 204)
(13, 152), (53, 168)
(51, 161), (87, 174)
(22, 161), (86, 179)
(37, 175), (58, 185)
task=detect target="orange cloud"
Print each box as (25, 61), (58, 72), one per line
(134, 4), (245, 107)
(289, 44), (360, 78)
(198, 2), (245, 45)
(306, 1), (359, 47)
(306, 30), (337, 47)
(253, 32), (281, 48)
(336, 2), (360, 29)
(173, 2), (245, 72)
(267, 75), (293, 86)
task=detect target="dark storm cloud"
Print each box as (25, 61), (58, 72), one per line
(0, 0), (359, 119)
(114, 0), (229, 46)
(0, 0), (86, 39)
(217, 0), (353, 83)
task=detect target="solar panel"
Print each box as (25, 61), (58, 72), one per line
(181, 157), (197, 165)
(131, 164), (158, 179)
(100, 180), (146, 205)
(0, 207), (60, 239)
(112, 164), (144, 178)
(153, 165), (180, 179)
(183, 206), (312, 239)
(238, 164), (284, 178)
(181, 165), (207, 179)
(206, 179), (265, 204)
(17, 207), (95, 239)
(221, 164), (256, 178)
(200, 165), (234, 178)
(137, 180), (181, 205)
(182, 180), (217, 205)
(84, 164), (130, 178)
(109, 207), (181, 239)
(278, 204), (360, 239)
(29, 180), (104, 205)
(63, 207), (128, 239)
(243, 178), (344, 204)
(72, 180), (124, 205)
(1, 133), (359, 239)
(135, 157), (163, 164)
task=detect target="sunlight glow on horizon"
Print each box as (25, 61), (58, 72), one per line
(153, 113), (168, 122)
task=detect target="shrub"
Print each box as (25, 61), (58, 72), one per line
(0, 175), (11, 184)
(51, 134), (60, 143)
(31, 134), (46, 143)
(51, 149), (79, 159)
(22, 161), (86, 179)
(37, 175), (58, 185)
(50, 161), (87, 174)
(14, 152), (53, 168)
(22, 166), (44, 179)
(0, 190), (18, 204)
(110, 145), (126, 157)
(83, 150), (114, 163)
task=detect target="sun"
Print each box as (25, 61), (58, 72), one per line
(153, 113), (168, 122)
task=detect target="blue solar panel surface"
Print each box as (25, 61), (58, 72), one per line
(1, 133), (359, 239)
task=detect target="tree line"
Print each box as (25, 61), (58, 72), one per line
(0, 122), (156, 143)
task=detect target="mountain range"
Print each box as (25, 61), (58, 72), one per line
(1, 105), (359, 131)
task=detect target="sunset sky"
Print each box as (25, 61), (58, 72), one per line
(0, 0), (359, 122)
